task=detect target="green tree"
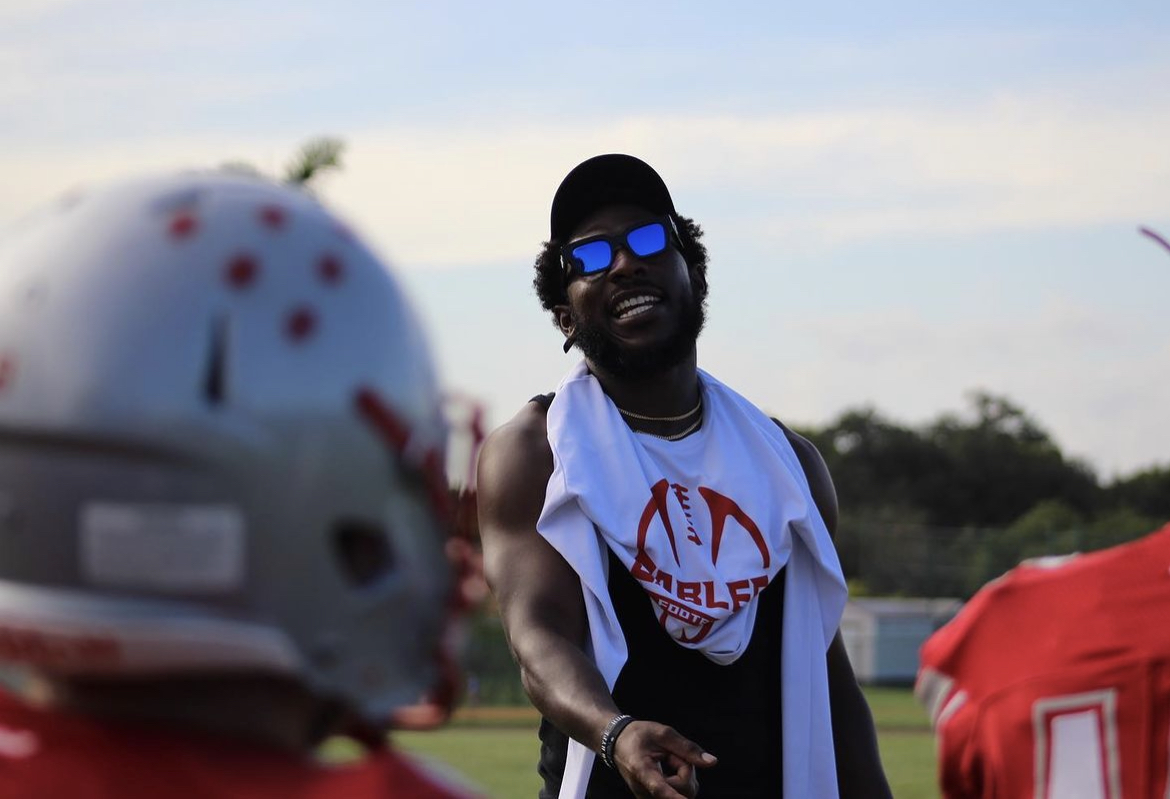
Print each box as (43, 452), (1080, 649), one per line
(1102, 465), (1170, 524)
(803, 393), (1099, 529)
(282, 137), (345, 189)
(798, 407), (947, 517)
(968, 500), (1085, 589)
(1081, 506), (1164, 552)
(924, 392), (1099, 527)
(797, 392), (1114, 597)
(219, 136), (345, 191)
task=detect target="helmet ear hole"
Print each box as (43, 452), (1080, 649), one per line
(332, 520), (396, 587)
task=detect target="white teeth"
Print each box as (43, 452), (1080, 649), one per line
(620, 304), (654, 319)
(614, 294), (659, 319)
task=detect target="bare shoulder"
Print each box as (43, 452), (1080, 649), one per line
(774, 420), (839, 537)
(480, 401), (551, 467)
(476, 400), (560, 572)
(477, 401), (553, 527)
(476, 400), (584, 635)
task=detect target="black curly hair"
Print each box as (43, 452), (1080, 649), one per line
(531, 213), (709, 324)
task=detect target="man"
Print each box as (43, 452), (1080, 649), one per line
(478, 154), (891, 798)
(0, 172), (477, 797)
(917, 523), (1170, 799)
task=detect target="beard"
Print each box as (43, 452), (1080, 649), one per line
(570, 289), (707, 380)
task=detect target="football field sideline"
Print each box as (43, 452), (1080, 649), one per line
(394, 687), (939, 798)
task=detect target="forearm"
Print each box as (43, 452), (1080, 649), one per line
(508, 622), (618, 752)
(479, 412), (622, 749)
(828, 634), (893, 799)
(507, 616), (713, 799)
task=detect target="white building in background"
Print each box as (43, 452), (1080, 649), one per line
(841, 598), (962, 685)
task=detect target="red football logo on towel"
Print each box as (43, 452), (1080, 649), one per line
(631, 479), (772, 644)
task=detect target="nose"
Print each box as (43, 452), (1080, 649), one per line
(607, 244), (647, 281)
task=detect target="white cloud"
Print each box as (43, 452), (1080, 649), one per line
(4, 80), (1170, 274)
(0, 135), (303, 223)
(0, 0), (84, 22)
(5, 92), (1170, 269)
(3, 94), (1168, 476)
(5, 6), (1168, 486)
(332, 94), (1170, 265)
(709, 301), (1170, 477)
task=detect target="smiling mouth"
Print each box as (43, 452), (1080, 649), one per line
(613, 294), (661, 320)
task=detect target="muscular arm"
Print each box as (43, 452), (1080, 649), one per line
(784, 427), (893, 799)
(477, 404), (712, 799)
(477, 405), (611, 744)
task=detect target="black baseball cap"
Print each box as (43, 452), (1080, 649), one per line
(550, 154), (676, 242)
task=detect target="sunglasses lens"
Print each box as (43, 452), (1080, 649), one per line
(570, 240), (614, 274)
(626, 222), (668, 257)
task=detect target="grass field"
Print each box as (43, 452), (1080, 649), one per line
(393, 687), (939, 798)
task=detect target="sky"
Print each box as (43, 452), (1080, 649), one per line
(2, 0), (1169, 478)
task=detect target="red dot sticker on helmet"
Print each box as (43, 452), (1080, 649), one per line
(0, 356), (14, 392)
(258, 205), (287, 230)
(285, 307), (317, 342)
(169, 212), (198, 240)
(317, 254), (344, 285)
(224, 254), (260, 289)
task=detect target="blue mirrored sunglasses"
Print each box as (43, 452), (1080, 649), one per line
(561, 216), (679, 277)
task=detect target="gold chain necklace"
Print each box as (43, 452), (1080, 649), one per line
(616, 397), (702, 422)
(636, 416), (703, 441)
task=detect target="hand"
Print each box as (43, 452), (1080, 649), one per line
(612, 720), (717, 799)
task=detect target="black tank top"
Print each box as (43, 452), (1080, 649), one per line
(537, 552), (786, 798)
(531, 393), (787, 798)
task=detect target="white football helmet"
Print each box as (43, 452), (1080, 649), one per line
(0, 172), (453, 724)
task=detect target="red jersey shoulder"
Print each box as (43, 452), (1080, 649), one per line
(0, 691), (482, 799)
(917, 525), (1170, 798)
(922, 524), (1170, 688)
(918, 551), (1082, 701)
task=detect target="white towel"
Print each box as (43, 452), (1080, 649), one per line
(536, 360), (848, 799)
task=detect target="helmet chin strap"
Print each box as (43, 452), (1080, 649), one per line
(353, 386), (488, 733)
(353, 387), (450, 521)
(386, 644), (459, 732)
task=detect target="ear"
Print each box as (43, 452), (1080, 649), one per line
(554, 305), (574, 339)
